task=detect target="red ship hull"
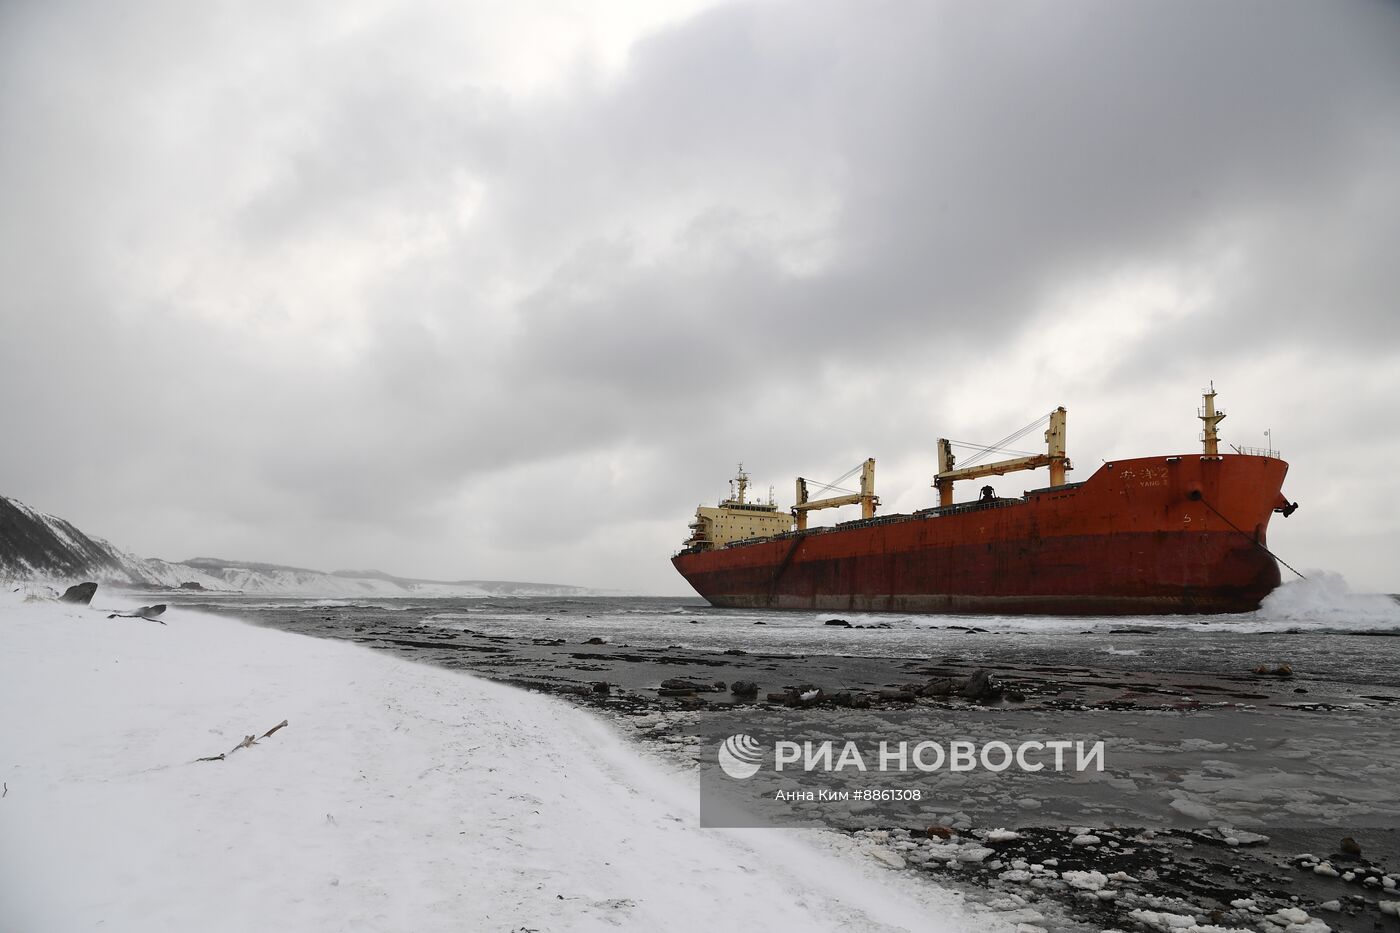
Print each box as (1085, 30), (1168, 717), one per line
(672, 454), (1290, 615)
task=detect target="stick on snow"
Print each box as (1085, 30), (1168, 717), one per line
(196, 720), (289, 763)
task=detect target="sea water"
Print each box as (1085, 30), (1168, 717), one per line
(160, 574), (1400, 688)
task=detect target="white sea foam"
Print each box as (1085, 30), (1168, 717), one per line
(370, 577), (1400, 659)
(1256, 572), (1400, 631)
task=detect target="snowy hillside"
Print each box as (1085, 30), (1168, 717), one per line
(0, 495), (596, 597)
(0, 495), (151, 585)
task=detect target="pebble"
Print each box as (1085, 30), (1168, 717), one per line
(1071, 834), (1101, 846)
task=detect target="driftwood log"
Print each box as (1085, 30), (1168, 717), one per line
(107, 604), (167, 624)
(195, 720), (290, 763)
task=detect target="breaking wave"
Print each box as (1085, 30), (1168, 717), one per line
(1255, 572), (1400, 632)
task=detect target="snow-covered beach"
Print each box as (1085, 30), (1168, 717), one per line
(0, 592), (1000, 933)
(42, 580), (1400, 933)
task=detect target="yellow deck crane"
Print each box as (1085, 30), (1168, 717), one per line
(792, 458), (878, 531)
(934, 408), (1070, 507)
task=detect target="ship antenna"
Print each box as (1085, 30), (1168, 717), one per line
(1198, 383), (1226, 458)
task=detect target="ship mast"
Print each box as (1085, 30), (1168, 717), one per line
(1198, 384), (1225, 458)
(1047, 407), (1068, 487)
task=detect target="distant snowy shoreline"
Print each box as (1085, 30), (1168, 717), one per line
(1, 492), (608, 597)
(0, 591), (996, 933)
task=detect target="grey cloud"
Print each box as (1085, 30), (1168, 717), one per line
(2, 0), (1398, 591)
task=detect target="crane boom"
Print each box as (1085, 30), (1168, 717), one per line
(793, 459), (878, 530)
(934, 408), (1070, 507)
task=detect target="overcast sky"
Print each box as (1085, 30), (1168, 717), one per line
(2, 0), (1398, 595)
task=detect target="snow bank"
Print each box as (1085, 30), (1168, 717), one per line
(0, 593), (999, 933)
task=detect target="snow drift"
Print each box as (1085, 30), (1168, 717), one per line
(0, 592), (998, 933)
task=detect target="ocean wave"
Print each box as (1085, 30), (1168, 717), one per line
(1254, 573), (1400, 631)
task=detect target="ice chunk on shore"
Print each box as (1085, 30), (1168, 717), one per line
(984, 829), (1022, 843)
(1169, 797), (1215, 820)
(1062, 870), (1108, 891)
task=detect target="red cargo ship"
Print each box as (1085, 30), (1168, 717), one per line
(672, 389), (1298, 615)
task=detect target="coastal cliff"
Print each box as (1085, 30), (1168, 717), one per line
(0, 494), (594, 597)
